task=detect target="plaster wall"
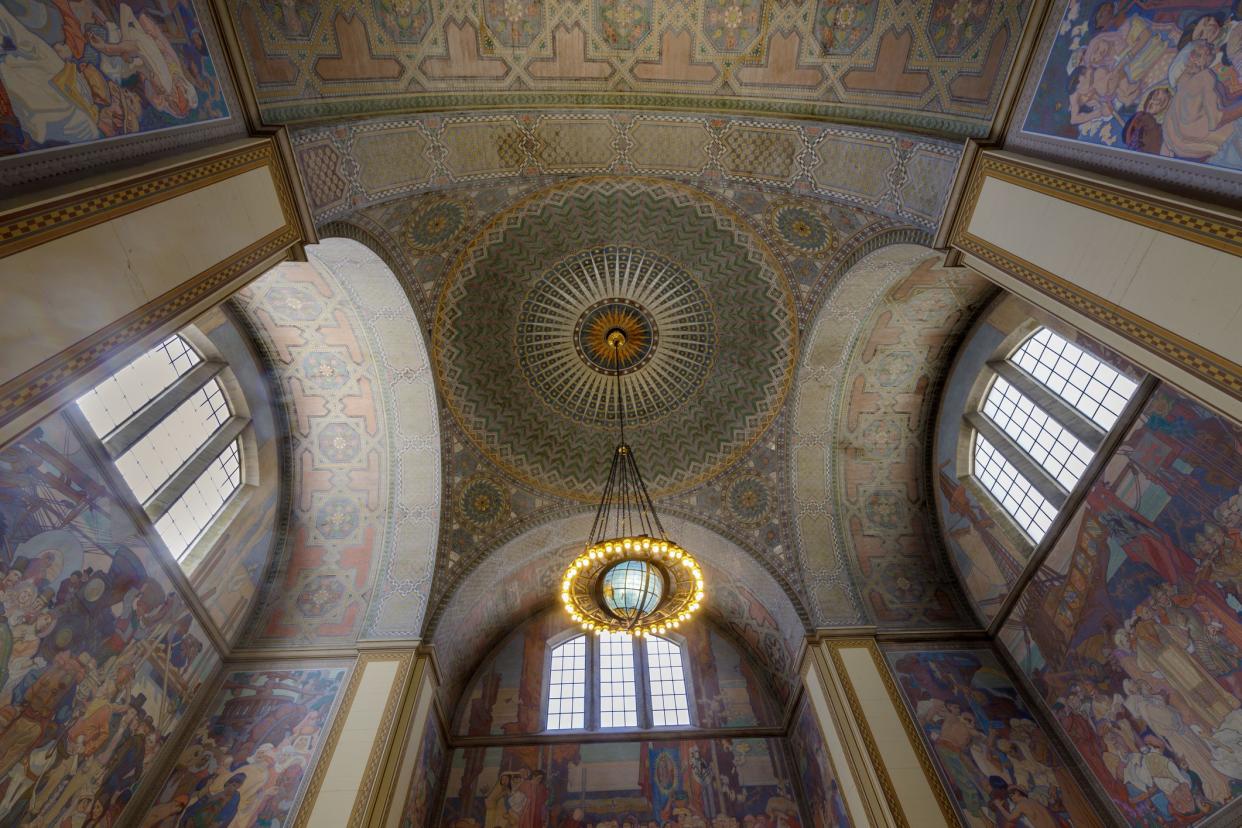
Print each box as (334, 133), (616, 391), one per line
(960, 170), (1242, 419)
(1, 163), (284, 389)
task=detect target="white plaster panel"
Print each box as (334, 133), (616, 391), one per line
(836, 646), (951, 828)
(0, 167), (287, 387)
(968, 177), (1242, 368)
(305, 658), (402, 826)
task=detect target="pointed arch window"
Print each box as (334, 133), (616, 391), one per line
(76, 332), (250, 566)
(967, 326), (1138, 543)
(544, 631), (694, 731)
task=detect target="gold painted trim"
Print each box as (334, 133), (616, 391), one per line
(293, 650), (416, 828)
(958, 153), (1242, 256)
(0, 225), (297, 431)
(820, 639), (909, 828)
(950, 154), (1242, 402)
(0, 142), (281, 258)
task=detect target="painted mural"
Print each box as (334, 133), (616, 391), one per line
(440, 738), (804, 828)
(885, 647), (1101, 828)
(0, 0), (229, 155)
(0, 413), (218, 826)
(1023, 1), (1242, 173)
(456, 608), (779, 737)
(787, 699), (851, 828)
(1001, 384), (1242, 826)
(142, 665), (347, 827)
(402, 710), (446, 828)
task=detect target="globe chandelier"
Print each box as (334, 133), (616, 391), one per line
(561, 329), (705, 637)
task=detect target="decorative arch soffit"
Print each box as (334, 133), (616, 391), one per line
(224, 0), (1033, 137)
(233, 238), (441, 646)
(792, 244), (997, 628)
(428, 513), (806, 709)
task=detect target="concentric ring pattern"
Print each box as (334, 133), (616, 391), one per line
(433, 177), (796, 500)
(518, 247), (715, 426)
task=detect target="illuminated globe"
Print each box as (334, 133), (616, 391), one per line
(601, 560), (664, 621)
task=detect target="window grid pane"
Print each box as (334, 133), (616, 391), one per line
(114, 379), (231, 503)
(982, 377), (1095, 490)
(645, 636), (691, 727)
(76, 335), (201, 436)
(546, 636), (586, 730)
(973, 435), (1058, 540)
(598, 631), (638, 728)
(155, 439), (242, 561)
(1010, 328), (1138, 429)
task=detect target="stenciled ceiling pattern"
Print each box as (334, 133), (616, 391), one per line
(229, 0), (1031, 136)
(234, 240), (440, 646)
(794, 245), (993, 626)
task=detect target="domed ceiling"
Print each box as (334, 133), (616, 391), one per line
(221, 0), (1037, 648)
(432, 177), (796, 499)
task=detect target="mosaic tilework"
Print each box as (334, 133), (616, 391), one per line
(291, 110), (959, 231)
(433, 177), (797, 500)
(226, 0), (1031, 136)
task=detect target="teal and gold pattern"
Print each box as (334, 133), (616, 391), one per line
(433, 177), (796, 501)
(401, 194), (475, 254)
(767, 200), (837, 256)
(517, 247), (716, 426)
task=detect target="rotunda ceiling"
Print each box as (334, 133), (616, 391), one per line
(432, 177), (797, 500)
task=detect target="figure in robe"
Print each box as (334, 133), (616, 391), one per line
(0, 3), (99, 146)
(515, 770), (548, 828)
(179, 772), (243, 827)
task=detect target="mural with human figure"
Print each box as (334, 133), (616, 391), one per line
(1023, 1), (1242, 172)
(0, 0), (228, 155)
(142, 666), (347, 826)
(787, 698), (852, 827)
(886, 647), (1102, 827)
(440, 738), (805, 827)
(1001, 383), (1242, 826)
(0, 413), (218, 825)
(401, 710), (446, 828)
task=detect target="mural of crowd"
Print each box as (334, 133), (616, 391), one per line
(786, 700), (851, 828)
(402, 712), (445, 828)
(143, 666), (346, 827)
(1024, 0), (1242, 171)
(439, 739), (806, 828)
(0, 0), (227, 155)
(887, 648), (1100, 828)
(1002, 385), (1242, 826)
(0, 414), (217, 825)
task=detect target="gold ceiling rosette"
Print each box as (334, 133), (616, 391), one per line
(560, 329), (705, 637)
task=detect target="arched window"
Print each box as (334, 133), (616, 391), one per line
(545, 631), (693, 731)
(967, 327), (1138, 542)
(76, 332), (249, 565)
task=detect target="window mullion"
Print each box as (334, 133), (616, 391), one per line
(635, 636), (652, 730)
(990, 360), (1105, 450)
(145, 415), (247, 521)
(102, 360), (225, 458)
(967, 411), (1067, 508)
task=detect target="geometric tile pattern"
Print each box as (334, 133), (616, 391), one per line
(793, 246), (992, 627)
(292, 109), (962, 231)
(234, 239), (440, 645)
(432, 177), (797, 500)
(226, 0), (1032, 137)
